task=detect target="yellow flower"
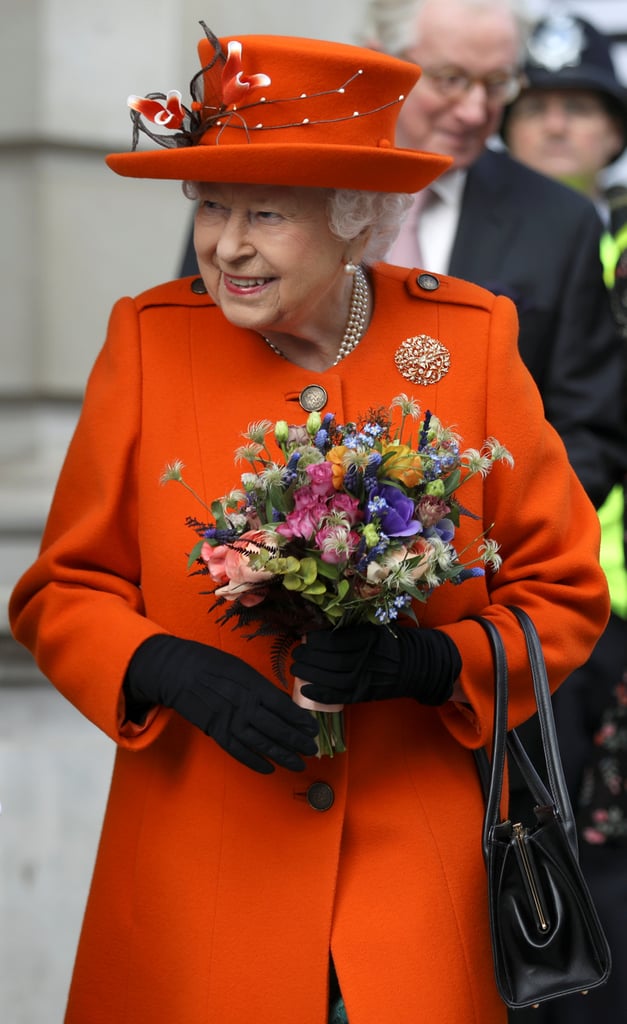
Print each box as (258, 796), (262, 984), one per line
(380, 443), (423, 487)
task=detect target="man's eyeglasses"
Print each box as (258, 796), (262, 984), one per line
(408, 63), (523, 105)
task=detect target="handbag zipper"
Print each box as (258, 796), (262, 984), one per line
(512, 823), (549, 932)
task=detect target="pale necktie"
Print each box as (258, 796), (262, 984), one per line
(387, 189), (434, 268)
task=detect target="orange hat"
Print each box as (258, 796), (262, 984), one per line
(106, 26), (452, 192)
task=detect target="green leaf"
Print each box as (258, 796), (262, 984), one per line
(299, 557), (318, 586)
(269, 484), (288, 513)
(283, 556), (302, 574)
(442, 469), (461, 496)
(315, 559), (341, 580)
(283, 574), (304, 591)
(302, 581), (327, 596)
(210, 500), (227, 530)
(187, 538), (206, 569)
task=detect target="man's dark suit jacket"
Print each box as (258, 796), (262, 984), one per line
(449, 148), (625, 508)
(178, 148), (625, 506)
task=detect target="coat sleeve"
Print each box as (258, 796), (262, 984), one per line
(434, 294), (610, 748)
(8, 297), (173, 748)
(538, 204), (626, 507)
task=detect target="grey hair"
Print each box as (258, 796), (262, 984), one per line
(362, 0), (534, 63)
(182, 181), (201, 200)
(182, 182), (413, 265)
(327, 189), (413, 264)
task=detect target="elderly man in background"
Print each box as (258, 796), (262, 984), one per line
(367, 0), (625, 511)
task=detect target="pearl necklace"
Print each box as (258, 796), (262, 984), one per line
(262, 265), (370, 367)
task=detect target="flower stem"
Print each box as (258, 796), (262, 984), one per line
(313, 709), (346, 757)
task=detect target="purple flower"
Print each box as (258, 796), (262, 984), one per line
(365, 484), (421, 537)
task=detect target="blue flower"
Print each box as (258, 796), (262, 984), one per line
(314, 429), (330, 451)
(365, 452), (382, 475)
(451, 566), (485, 584)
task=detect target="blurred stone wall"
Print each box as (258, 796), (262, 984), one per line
(1, 1), (625, 1020)
(0, 3), (368, 1020)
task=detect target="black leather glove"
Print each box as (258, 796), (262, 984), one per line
(125, 635), (319, 774)
(292, 625), (461, 706)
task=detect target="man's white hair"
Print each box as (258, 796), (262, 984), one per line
(362, 0), (534, 62)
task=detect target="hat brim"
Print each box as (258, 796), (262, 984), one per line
(106, 142), (452, 193)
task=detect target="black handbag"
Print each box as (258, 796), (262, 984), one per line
(473, 606), (612, 1010)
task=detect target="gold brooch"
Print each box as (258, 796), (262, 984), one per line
(394, 335), (451, 386)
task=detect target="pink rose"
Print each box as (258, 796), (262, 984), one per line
(275, 487), (328, 540)
(201, 543), (229, 584)
(328, 492), (362, 524)
(202, 530), (277, 607)
(306, 461), (335, 497)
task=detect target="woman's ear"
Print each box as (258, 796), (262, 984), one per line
(347, 227), (373, 267)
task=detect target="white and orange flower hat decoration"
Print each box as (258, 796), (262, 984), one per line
(106, 23), (452, 192)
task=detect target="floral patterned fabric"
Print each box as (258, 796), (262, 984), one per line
(578, 673), (627, 846)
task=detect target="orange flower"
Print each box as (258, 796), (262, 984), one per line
(380, 442), (423, 487)
(326, 446), (349, 489)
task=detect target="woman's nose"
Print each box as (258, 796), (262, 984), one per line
(216, 212), (254, 261)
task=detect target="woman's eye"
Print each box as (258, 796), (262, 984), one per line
(256, 210), (282, 221)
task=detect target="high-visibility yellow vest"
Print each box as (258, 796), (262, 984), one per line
(598, 193), (627, 618)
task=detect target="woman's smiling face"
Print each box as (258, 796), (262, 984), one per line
(193, 183), (351, 341)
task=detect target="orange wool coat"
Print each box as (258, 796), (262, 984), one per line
(10, 265), (609, 1024)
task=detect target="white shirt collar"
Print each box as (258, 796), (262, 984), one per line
(418, 168), (467, 274)
(428, 167), (467, 207)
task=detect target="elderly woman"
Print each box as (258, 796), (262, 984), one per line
(9, 26), (608, 1024)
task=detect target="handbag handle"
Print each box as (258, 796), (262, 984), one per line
(472, 607), (578, 861)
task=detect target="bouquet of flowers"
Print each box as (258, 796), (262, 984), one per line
(162, 394), (513, 755)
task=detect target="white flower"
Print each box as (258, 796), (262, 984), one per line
(479, 539), (503, 572)
(235, 441), (264, 464)
(463, 448), (493, 477)
(482, 438), (514, 468)
(242, 420), (274, 444)
(160, 459), (185, 485)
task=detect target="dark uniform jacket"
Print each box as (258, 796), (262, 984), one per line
(450, 148), (626, 507)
